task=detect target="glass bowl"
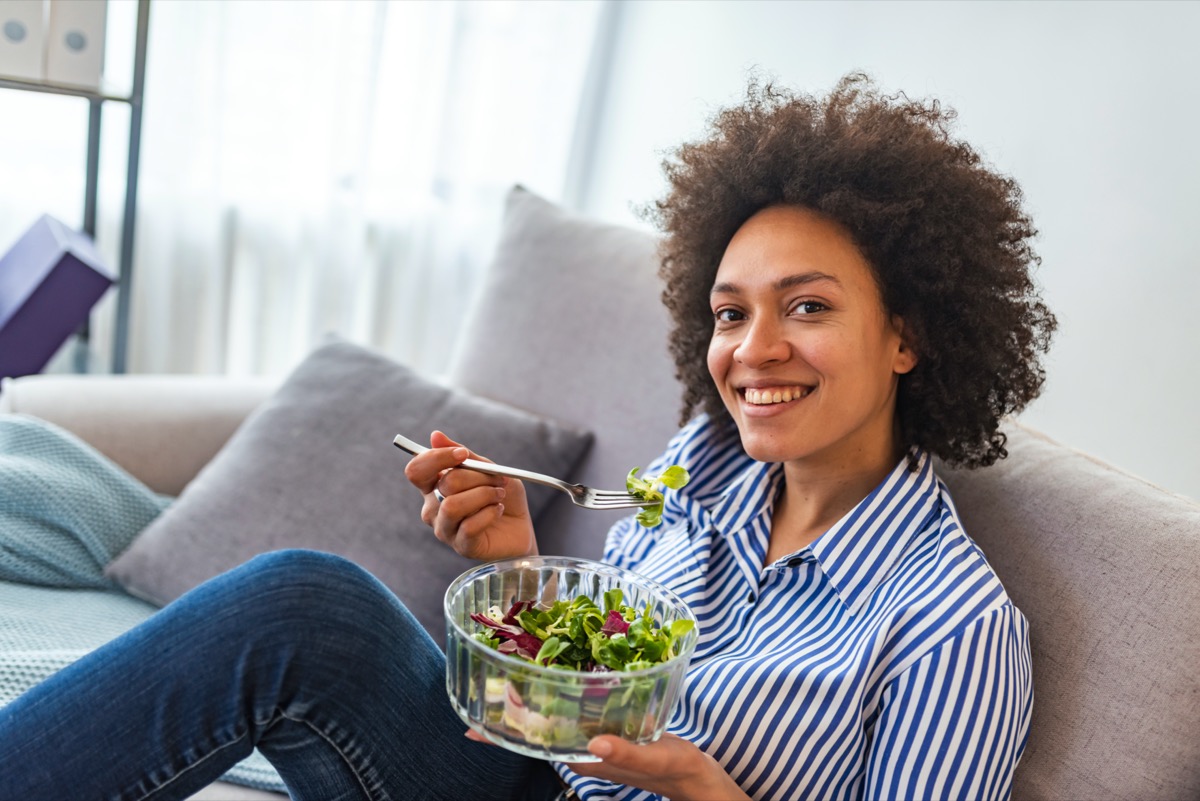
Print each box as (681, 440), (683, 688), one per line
(444, 556), (699, 761)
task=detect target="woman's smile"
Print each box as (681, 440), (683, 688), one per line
(740, 385), (812, 405)
(737, 384), (815, 416)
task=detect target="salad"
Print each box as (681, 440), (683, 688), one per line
(464, 589), (696, 749)
(626, 464), (690, 527)
(470, 588), (695, 671)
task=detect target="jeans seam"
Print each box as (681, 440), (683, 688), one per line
(277, 709), (385, 801)
(128, 728), (253, 801)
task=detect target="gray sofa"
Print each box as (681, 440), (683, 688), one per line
(2, 187), (1197, 799)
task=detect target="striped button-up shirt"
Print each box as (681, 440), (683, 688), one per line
(558, 415), (1032, 801)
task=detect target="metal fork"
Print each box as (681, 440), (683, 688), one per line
(392, 434), (654, 510)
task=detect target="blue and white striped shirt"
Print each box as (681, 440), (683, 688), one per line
(558, 415), (1032, 801)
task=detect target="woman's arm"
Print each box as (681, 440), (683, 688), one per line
(864, 604), (1033, 801)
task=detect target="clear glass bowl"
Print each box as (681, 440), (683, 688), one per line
(444, 556), (699, 761)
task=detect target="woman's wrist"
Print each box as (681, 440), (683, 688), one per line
(684, 751), (750, 801)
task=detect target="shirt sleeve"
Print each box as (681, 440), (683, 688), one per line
(864, 603), (1033, 801)
(554, 765), (664, 801)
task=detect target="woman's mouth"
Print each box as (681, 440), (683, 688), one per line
(740, 386), (813, 405)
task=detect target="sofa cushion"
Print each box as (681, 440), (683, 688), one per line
(0, 374), (276, 497)
(939, 421), (1200, 799)
(104, 339), (592, 645)
(447, 186), (684, 558)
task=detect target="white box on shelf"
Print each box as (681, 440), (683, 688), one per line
(44, 0), (106, 90)
(0, 0), (46, 82)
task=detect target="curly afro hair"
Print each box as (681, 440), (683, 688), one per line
(647, 73), (1057, 469)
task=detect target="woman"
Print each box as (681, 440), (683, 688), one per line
(0, 74), (1054, 801)
(408, 74), (1054, 800)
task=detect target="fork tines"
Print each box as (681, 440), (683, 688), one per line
(586, 493), (647, 508)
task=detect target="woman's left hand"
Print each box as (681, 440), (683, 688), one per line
(470, 729), (750, 800)
(567, 734), (748, 800)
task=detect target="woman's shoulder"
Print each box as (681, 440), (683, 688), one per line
(872, 477), (1025, 654)
(848, 482), (1030, 697)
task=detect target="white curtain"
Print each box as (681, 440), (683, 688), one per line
(0, 0), (606, 377)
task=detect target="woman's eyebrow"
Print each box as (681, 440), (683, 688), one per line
(710, 271), (842, 295)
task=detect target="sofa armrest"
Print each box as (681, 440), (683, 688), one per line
(0, 374), (277, 495)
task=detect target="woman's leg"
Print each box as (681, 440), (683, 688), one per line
(0, 549), (561, 801)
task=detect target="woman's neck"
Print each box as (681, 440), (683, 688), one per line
(766, 437), (904, 565)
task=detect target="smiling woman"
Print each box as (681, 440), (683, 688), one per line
(0, 73), (1054, 801)
(706, 206), (921, 557)
(654, 75), (1057, 472)
(408, 73), (1054, 800)
(707, 208), (917, 467)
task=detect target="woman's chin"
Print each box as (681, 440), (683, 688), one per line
(737, 433), (811, 464)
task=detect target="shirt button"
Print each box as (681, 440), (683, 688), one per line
(786, 557), (804, 567)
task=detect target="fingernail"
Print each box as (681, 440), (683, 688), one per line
(589, 739), (612, 758)
(496, 487), (506, 500)
(452, 447), (469, 460)
(496, 503), (505, 516)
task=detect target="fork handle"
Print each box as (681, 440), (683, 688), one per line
(391, 434), (577, 496)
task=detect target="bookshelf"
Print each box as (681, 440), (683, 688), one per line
(0, 0), (150, 373)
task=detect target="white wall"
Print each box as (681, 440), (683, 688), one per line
(577, 0), (1200, 502)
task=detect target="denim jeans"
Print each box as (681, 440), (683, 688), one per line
(0, 549), (563, 801)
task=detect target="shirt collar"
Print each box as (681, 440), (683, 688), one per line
(809, 450), (941, 616)
(698, 448), (941, 617)
(702, 458), (784, 537)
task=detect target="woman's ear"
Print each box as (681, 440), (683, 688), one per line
(891, 316), (918, 375)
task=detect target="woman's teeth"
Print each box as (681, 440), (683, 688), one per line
(744, 387), (810, 405)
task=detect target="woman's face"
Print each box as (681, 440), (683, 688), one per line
(706, 205), (916, 469)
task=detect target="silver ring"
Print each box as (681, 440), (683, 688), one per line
(434, 489), (445, 503)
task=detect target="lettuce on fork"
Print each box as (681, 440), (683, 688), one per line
(626, 465), (690, 528)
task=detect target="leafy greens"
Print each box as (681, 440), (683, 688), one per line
(470, 589), (695, 672)
(626, 464), (691, 527)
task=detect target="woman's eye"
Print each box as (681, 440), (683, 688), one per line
(791, 300), (828, 315)
(713, 308), (744, 324)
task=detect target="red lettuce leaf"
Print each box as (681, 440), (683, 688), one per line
(601, 610), (630, 636)
(471, 612), (543, 659)
(503, 600), (536, 626)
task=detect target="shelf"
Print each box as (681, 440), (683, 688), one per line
(0, 75), (136, 104)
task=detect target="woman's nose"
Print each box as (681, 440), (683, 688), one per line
(734, 316), (789, 366)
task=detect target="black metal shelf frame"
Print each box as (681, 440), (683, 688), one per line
(0, 0), (150, 373)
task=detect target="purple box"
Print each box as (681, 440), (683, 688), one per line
(0, 215), (115, 379)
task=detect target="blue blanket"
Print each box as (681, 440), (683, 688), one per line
(0, 415), (286, 794)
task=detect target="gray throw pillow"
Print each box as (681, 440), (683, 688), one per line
(104, 340), (592, 645)
(447, 186), (682, 558)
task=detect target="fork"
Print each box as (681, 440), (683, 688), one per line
(392, 433), (654, 510)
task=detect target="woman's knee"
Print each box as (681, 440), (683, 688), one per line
(219, 551), (379, 623)
(240, 548), (374, 589)
(223, 551), (424, 657)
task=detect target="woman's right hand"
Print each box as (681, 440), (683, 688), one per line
(402, 430), (538, 561)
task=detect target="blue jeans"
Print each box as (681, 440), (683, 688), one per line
(0, 550), (563, 801)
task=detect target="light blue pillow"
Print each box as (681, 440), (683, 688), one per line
(0, 415), (169, 589)
(0, 418), (283, 793)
